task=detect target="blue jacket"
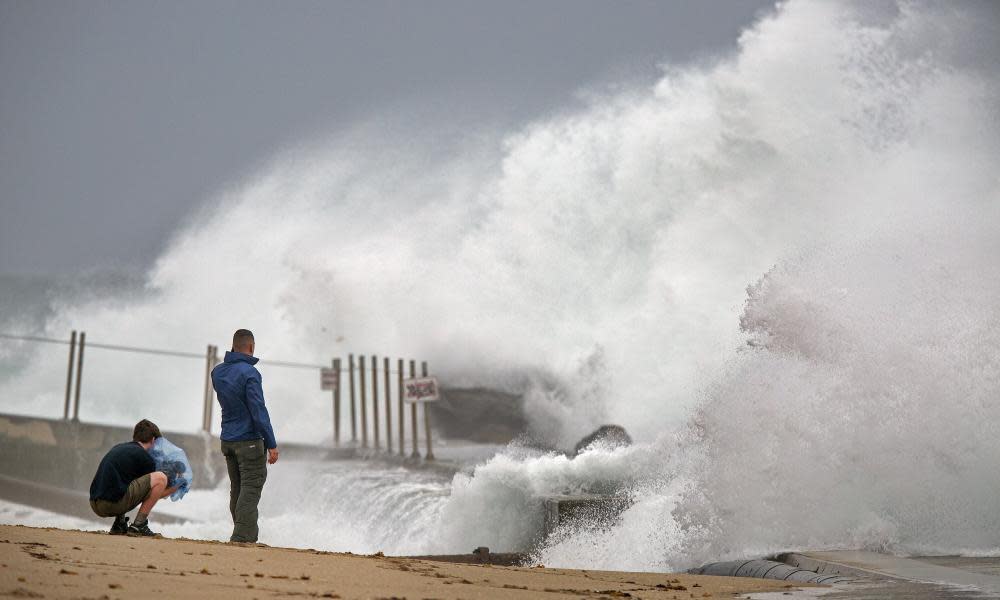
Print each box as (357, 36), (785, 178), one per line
(211, 351), (277, 449)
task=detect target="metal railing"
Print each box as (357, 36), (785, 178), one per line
(0, 331), (436, 459)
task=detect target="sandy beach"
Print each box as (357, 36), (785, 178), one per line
(0, 524), (809, 599)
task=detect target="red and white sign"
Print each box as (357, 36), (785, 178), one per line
(320, 367), (339, 390)
(403, 376), (440, 403)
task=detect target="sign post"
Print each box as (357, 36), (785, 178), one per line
(403, 372), (439, 461)
(322, 363), (341, 446)
(421, 361), (434, 460)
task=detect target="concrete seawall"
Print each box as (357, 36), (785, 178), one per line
(0, 412), (376, 519)
(0, 414), (228, 491)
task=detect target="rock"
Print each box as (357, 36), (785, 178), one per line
(572, 425), (632, 457)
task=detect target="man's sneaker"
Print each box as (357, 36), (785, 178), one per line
(126, 521), (159, 537)
(109, 515), (129, 536)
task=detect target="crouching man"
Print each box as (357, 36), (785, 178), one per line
(89, 419), (177, 537)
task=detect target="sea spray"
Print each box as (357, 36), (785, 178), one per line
(4, 1), (996, 444)
(676, 217), (1000, 562)
(530, 213), (1000, 569)
(1, 0), (998, 568)
(147, 460), (453, 554)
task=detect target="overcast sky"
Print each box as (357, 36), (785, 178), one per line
(1, 0), (773, 278)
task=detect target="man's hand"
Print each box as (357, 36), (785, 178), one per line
(267, 447), (280, 464)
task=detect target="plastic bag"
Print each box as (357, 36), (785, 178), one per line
(150, 437), (193, 501)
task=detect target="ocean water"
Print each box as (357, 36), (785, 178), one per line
(1, 0), (999, 572)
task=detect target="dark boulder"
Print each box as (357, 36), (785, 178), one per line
(572, 424), (632, 457)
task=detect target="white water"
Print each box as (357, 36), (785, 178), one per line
(2, 0), (999, 571)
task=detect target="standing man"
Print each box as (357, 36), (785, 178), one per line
(89, 419), (178, 537)
(211, 329), (279, 543)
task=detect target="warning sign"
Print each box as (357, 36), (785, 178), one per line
(320, 367), (339, 390)
(403, 376), (440, 403)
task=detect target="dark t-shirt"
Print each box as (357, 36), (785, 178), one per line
(89, 441), (156, 502)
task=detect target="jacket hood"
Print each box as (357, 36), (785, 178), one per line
(224, 350), (260, 366)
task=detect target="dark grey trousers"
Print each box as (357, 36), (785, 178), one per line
(221, 439), (267, 543)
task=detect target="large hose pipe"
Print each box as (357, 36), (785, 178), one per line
(691, 559), (854, 584)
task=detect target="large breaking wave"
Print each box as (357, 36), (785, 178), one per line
(2, 0), (999, 570)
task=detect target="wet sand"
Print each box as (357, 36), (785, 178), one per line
(0, 524), (811, 599)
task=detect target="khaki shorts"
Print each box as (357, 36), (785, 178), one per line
(90, 473), (152, 517)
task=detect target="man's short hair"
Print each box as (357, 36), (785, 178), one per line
(133, 419), (161, 443)
(232, 329), (254, 352)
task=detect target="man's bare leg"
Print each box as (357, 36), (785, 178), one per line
(128, 472), (178, 536)
(137, 472), (179, 515)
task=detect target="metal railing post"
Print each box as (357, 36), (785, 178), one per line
(371, 355), (379, 450)
(359, 354), (368, 448)
(383, 356), (392, 453)
(397, 358), (404, 456)
(349, 354), (357, 443)
(202, 344), (215, 433)
(71, 331), (85, 422)
(63, 331), (77, 420)
(209, 345), (220, 428)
